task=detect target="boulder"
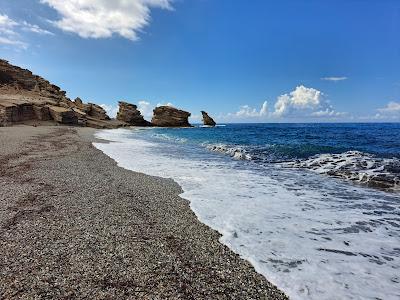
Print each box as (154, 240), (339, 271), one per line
(151, 106), (191, 127)
(201, 111), (216, 126)
(117, 101), (151, 126)
(33, 105), (51, 121)
(48, 106), (78, 124)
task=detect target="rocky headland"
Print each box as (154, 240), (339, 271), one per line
(0, 60), (211, 129)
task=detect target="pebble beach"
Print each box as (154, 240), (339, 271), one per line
(0, 125), (287, 299)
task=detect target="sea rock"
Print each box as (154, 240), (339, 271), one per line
(117, 101), (151, 126)
(201, 111), (216, 126)
(151, 106), (191, 127)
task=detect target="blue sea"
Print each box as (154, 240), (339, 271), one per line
(94, 123), (400, 300)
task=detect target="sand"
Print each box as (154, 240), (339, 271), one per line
(0, 125), (288, 299)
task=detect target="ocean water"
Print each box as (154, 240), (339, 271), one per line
(93, 123), (400, 300)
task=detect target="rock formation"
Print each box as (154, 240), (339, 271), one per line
(0, 59), (124, 128)
(151, 106), (191, 127)
(201, 111), (216, 126)
(117, 101), (151, 126)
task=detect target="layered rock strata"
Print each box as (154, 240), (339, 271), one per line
(117, 101), (151, 126)
(151, 106), (191, 127)
(0, 59), (123, 128)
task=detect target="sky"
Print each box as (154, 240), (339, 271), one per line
(0, 0), (399, 123)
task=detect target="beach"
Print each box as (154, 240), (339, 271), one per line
(0, 125), (287, 299)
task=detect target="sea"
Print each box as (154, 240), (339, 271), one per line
(93, 123), (400, 300)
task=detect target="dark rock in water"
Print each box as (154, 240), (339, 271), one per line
(117, 101), (151, 126)
(151, 106), (191, 127)
(201, 111), (216, 126)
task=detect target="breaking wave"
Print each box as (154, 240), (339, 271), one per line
(283, 151), (400, 191)
(204, 143), (252, 160)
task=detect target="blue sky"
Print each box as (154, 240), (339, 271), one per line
(0, 0), (399, 122)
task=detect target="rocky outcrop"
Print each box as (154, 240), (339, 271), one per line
(201, 111), (216, 126)
(0, 59), (124, 128)
(117, 101), (151, 126)
(151, 106), (191, 127)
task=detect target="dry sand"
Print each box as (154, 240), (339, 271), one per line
(0, 125), (288, 299)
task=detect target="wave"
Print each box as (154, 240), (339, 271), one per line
(205, 143), (252, 160)
(283, 151), (400, 191)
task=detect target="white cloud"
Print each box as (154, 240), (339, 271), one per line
(222, 86), (345, 122)
(321, 76), (348, 82)
(0, 14), (18, 35)
(156, 102), (174, 107)
(273, 85), (325, 117)
(100, 104), (118, 118)
(137, 100), (153, 117)
(0, 14), (53, 49)
(21, 21), (54, 35)
(377, 101), (400, 114)
(235, 101), (268, 118)
(0, 36), (27, 48)
(41, 0), (173, 40)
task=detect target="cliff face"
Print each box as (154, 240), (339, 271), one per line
(117, 101), (151, 126)
(201, 111), (216, 126)
(0, 60), (124, 128)
(151, 106), (191, 127)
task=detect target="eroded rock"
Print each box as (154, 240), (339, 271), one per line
(117, 101), (151, 126)
(201, 111), (216, 126)
(151, 106), (191, 127)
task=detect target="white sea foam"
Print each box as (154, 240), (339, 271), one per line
(205, 143), (252, 160)
(283, 151), (400, 191)
(94, 129), (400, 300)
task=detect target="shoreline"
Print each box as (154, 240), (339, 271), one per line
(0, 125), (287, 299)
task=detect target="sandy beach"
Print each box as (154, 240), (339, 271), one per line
(0, 125), (287, 299)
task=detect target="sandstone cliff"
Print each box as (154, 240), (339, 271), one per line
(0, 60), (125, 128)
(117, 101), (151, 126)
(151, 106), (191, 127)
(201, 111), (216, 126)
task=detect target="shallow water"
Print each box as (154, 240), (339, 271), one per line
(94, 124), (400, 300)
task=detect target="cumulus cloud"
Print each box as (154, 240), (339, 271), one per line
(321, 76), (348, 82)
(223, 85), (345, 121)
(41, 0), (173, 40)
(0, 14), (53, 49)
(273, 85), (327, 117)
(377, 101), (400, 114)
(235, 101), (268, 118)
(100, 104), (119, 118)
(137, 100), (153, 117)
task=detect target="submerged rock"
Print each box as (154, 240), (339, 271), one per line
(201, 111), (216, 126)
(117, 101), (151, 126)
(151, 106), (191, 127)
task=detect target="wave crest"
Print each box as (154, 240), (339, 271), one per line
(205, 143), (252, 160)
(283, 151), (400, 191)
